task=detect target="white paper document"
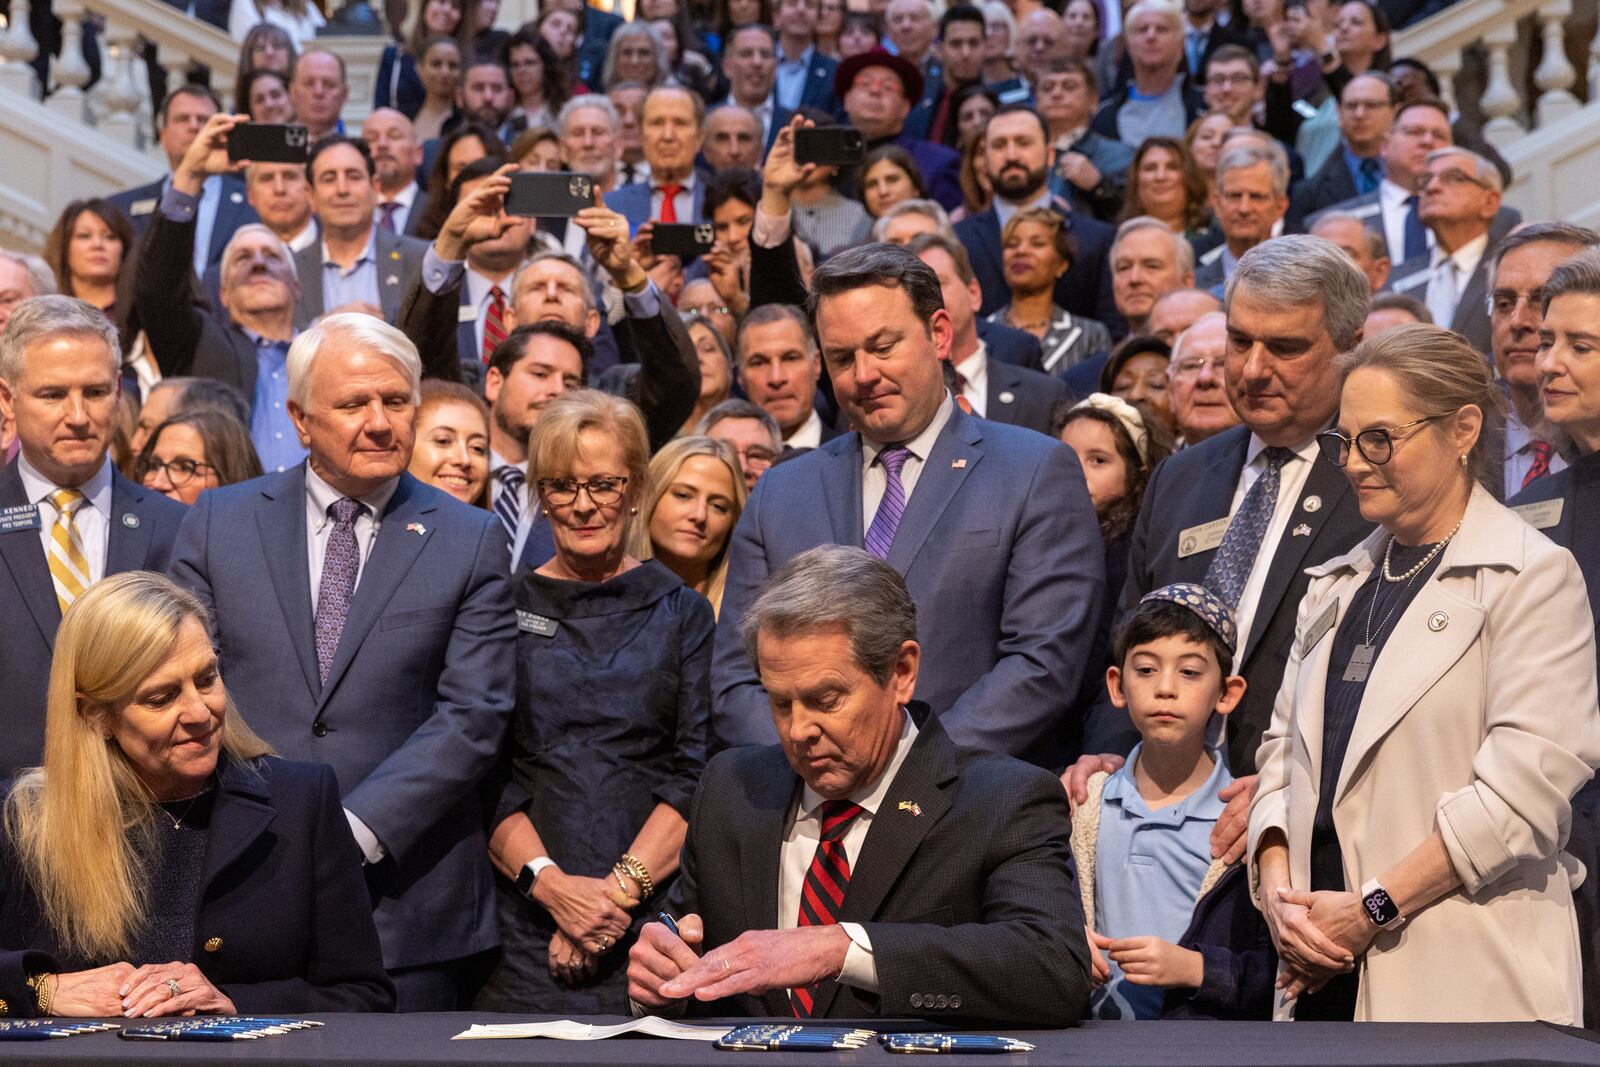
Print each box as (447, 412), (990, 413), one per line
(453, 1017), (733, 1041)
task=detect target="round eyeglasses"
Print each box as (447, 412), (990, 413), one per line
(1316, 414), (1447, 467)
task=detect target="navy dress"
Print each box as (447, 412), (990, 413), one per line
(475, 560), (714, 1013)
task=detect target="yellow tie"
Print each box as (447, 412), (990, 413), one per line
(47, 488), (91, 616)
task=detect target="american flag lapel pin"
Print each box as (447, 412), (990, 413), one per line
(897, 800), (921, 816)
(406, 522), (426, 537)
(951, 458), (967, 469)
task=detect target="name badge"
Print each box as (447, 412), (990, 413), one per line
(517, 610), (558, 637)
(458, 304), (477, 323)
(0, 504), (41, 533)
(1511, 497), (1563, 530)
(1177, 517), (1230, 558)
(1299, 600), (1338, 658)
(130, 197), (157, 216)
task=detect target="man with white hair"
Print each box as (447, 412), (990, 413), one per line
(1091, 0), (1205, 148)
(0, 250), (55, 332)
(0, 295), (186, 774)
(1194, 144), (1290, 291)
(1165, 310), (1239, 446)
(1311, 210), (1391, 293)
(1384, 146), (1502, 353)
(1111, 216), (1195, 334)
(169, 311), (516, 1013)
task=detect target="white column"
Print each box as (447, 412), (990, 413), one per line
(0, 0), (42, 96)
(47, 0), (91, 120)
(1431, 50), (1461, 115)
(1479, 21), (1526, 147)
(99, 27), (143, 145)
(1532, 0), (1578, 126)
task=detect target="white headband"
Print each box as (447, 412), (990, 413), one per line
(1070, 392), (1151, 467)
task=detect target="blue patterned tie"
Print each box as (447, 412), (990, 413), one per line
(1402, 195), (1427, 261)
(863, 447), (910, 561)
(493, 465), (524, 541)
(1356, 157), (1382, 195)
(1204, 447), (1292, 608)
(314, 498), (363, 684)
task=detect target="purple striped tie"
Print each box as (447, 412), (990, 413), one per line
(864, 446), (910, 561)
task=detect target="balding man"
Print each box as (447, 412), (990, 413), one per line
(290, 49), (349, 142)
(703, 105), (765, 172)
(363, 107), (429, 237)
(1016, 9), (1065, 88)
(1146, 286), (1222, 344)
(1312, 210), (1391, 293)
(1165, 310), (1238, 446)
(1284, 73), (1395, 232)
(169, 313), (515, 1011)
(0, 296), (186, 774)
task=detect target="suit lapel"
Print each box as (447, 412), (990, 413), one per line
(198, 758), (276, 901)
(984, 361), (1019, 426)
(1452, 258), (1490, 335)
(457, 285), (478, 365)
(740, 752), (801, 1018)
(0, 463), (59, 648)
(823, 437), (866, 547)
(105, 471), (154, 574)
(1241, 456), (1354, 664)
(294, 243), (324, 324)
(885, 412), (979, 574)
(1173, 430), (1249, 584)
(255, 469), (320, 699)
(376, 229), (406, 322)
(317, 475), (438, 708)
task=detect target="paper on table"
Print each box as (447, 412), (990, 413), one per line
(453, 1017), (733, 1041)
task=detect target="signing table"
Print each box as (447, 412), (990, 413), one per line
(0, 1014), (1595, 1066)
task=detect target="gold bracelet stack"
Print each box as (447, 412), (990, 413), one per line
(26, 973), (53, 1016)
(615, 853), (654, 900)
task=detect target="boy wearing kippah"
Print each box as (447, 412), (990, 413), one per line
(1074, 584), (1274, 1020)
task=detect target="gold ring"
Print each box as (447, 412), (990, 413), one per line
(164, 978), (181, 998)
(600, 936), (610, 950)
(721, 958), (731, 976)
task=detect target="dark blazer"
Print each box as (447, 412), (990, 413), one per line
(1307, 190), (1521, 262)
(374, 43), (425, 119)
(1114, 426), (1373, 773)
(984, 356), (1069, 436)
(793, 50), (839, 113)
(713, 404), (1105, 766)
(168, 468), (515, 970)
(606, 173), (711, 233)
(955, 202), (1120, 333)
(576, 8), (623, 88)
(977, 318), (1045, 372)
(1384, 242), (1494, 354)
(0, 461), (185, 776)
(1052, 130), (1135, 222)
(1161, 864), (1275, 1020)
(1193, 243), (1228, 295)
(291, 227), (429, 326)
(109, 175), (258, 273)
(0, 756), (395, 1015)
(666, 708), (1092, 1026)
(1284, 147), (1363, 234)
(402, 189), (432, 238)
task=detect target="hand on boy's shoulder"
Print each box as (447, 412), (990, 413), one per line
(1060, 753), (1127, 809)
(1209, 775), (1259, 863)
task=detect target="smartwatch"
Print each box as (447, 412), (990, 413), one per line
(515, 856), (557, 900)
(1360, 878), (1402, 928)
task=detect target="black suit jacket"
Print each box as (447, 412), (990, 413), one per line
(955, 204), (1121, 337)
(1284, 148), (1362, 234)
(0, 461), (185, 776)
(983, 357), (1068, 436)
(1115, 426), (1373, 773)
(0, 755), (394, 1014)
(977, 319), (1044, 372)
(665, 708), (1092, 1026)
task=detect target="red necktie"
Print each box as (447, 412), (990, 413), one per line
(1523, 439), (1554, 489)
(791, 800), (863, 1017)
(657, 183), (684, 223)
(483, 285), (507, 364)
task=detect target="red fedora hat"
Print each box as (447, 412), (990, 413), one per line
(833, 47), (925, 105)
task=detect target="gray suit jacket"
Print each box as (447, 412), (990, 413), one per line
(293, 227), (428, 326)
(1307, 191), (1521, 261)
(1385, 242), (1494, 353)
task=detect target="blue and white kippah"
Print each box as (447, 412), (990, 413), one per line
(1139, 582), (1238, 656)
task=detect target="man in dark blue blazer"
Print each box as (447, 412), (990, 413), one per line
(773, 0), (839, 115)
(107, 85), (258, 275)
(606, 87), (712, 233)
(712, 245), (1104, 767)
(168, 313), (516, 1011)
(955, 105), (1119, 333)
(0, 296), (186, 775)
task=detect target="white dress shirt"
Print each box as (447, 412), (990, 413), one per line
(286, 219), (319, 254)
(778, 709), (919, 992)
(651, 172), (700, 222)
(993, 188), (1054, 231)
(862, 395), (954, 529)
(18, 453), (112, 585)
(1426, 230), (1489, 330)
(1226, 433), (1320, 664)
(954, 345), (989, 418)
(786, 408), (825, 449)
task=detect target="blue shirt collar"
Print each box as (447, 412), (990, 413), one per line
(1101, 741), (1232, 822)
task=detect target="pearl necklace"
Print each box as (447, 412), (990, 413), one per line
(1380, 515), (1464, 583)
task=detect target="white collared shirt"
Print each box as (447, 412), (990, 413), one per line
(18, 453), (112, 585)
(786, 408), (825, 449)
(993, 188), (1054, 231)
(862, 394), (955, 531)
(1379, 178), (1430, 261)
(1426, 230), (1489, 329)
(286, 219), (319, 254)
(304, 464), (399, 611)
(954, 344), (989, 418)
(1227, 432), (1320, 663)
(376, 181), (419, 234)
(778, 709), (920, 992)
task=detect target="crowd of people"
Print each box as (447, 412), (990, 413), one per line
(0, 0), (1597, 1034)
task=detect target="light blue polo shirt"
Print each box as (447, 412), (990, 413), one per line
(1090, 742), (1232, 1020)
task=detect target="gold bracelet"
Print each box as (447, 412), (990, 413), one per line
(611, 866), (636, 901)
(617, 853), (654, 899)
(26, 973), (53, 1016)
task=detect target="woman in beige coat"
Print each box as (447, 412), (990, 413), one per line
(1247, 324), (1600, 1023)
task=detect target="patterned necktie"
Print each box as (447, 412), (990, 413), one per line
(493, 465), (525, 541)
(1357, 157), (1382, 196)
(1429, 256), (1459, 328)
(1523, 439), (1554, 489)
(1402, 195), (1427, 262)
(792, 800), (865, 1018)
(483, 285), (508, 363)
(46, 488), (90, 616)
(313, 498), (363, 684)
(1204, 446), (1292, 608)
(378, 201), (400, 232)
(864, 446), (911, 561)
(657, 183), (684, 223)
(951, 370), (975, 415)
(1186, 29), (1203, 76)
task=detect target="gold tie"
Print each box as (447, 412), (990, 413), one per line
(47, 488), (91, 616)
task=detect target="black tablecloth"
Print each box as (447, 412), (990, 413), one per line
(2, 1014), (1597, 1067)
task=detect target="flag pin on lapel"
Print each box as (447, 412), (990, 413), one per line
(389, 249), (401, 261)
(406, 522), (426, 536)
(897, 800), (921, 816)
(1292, 523), (1311, 537)
(951, 458), (966, 469)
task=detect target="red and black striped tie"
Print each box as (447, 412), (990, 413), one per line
(482, 285), (507, 364)
(791, 800), (863, 1017)
(1523, 439), (1553, 489)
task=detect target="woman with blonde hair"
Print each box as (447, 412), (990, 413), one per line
(0, 573), (393, 1018)
(629, 435), (745, 616)
(478, 389), (711, 1013)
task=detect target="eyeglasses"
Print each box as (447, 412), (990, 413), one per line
(1206, 73), (1256, 87)
(684, 302), (732, 318)
(1489, 287), (1546, 317)
(1316, 414), (1447, 467)
(537, 475), (629, 506)
(732, 445), (777, 466)
(138, 456), (218, 487)
(1170, 356), (1226, 379)
(1422, 166), (1491, 190)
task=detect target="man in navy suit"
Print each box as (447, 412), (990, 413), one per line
(712, 244), (1105, 766)
(169, 313), (515, 1011)
(0, 296), (186, 775)
(910, 233), (1066, 434)
(773, 0), (838, 114)
(955, 105), (1119, 332)
(106, 85), (258, 276)
(607, 88), (711, 233)
(736, 305), (838, 450)
(1283, 74), (1395, 234)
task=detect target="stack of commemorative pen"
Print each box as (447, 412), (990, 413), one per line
(714, 1024), (877, 1051)
(880, 1033), (1036, 1054)
(118, 1017), (324, 1041)
(0, 1020), (120, 1040)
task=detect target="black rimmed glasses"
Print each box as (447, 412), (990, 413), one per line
(537, 476), (629, 507)
(1316, 414), (1448, 467)
(137, 456), (218, 487)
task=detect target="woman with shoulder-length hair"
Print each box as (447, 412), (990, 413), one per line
(0, 573), (394, 1018)
(478, 388), (711, 1013)
(1249, 322), (1600, 1023)
(134, 409), (265, 506)
(628, 435), (745, 617)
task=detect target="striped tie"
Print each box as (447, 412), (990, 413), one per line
(483, 285), (508, 363)
(792, 800), (864, 1017)
(864, 447), (910, 561)
(493, 465), (525, 542)
(1522, 439), (1553, 489)
(46, 488), (91, 616)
